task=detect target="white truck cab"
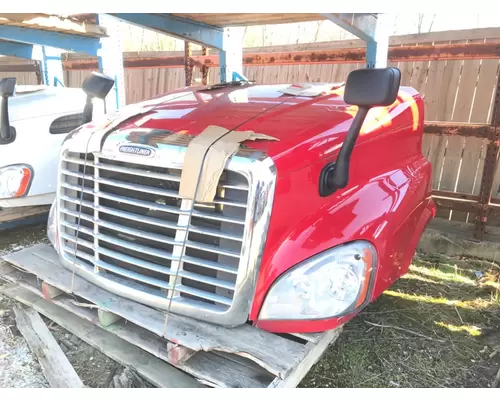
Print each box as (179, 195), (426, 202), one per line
(0, 75), (112, 212)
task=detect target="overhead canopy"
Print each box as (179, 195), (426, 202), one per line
(168, 13), (328, 27)
(0, 13), (107, 39)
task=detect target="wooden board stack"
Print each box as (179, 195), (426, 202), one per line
(0, 243), (342, 388)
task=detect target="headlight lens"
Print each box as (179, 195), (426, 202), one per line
(47, 200), (59, 252)
(0, 164), (33, 199)
(259, 240), (377, 320)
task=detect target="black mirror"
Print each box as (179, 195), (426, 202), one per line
(0, 77), (17, 145)
(319, 67), (401, 196)
(0, 77), (16, 97)
(81, 72), (115, 124)
(344, 67), (401, 107)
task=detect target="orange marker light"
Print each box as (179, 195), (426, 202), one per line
(0, 164), (33, 200)
(14, 167), (32, 197)
(355, 248), (375, 308)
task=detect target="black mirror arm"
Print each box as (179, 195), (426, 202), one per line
(319, 106), (370, 196)
(0, 95), (9, 140)
(82, 95), (93, 125)
(0, 94), (15, 144)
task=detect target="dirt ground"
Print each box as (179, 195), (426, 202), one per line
(1, 222), (499, 388)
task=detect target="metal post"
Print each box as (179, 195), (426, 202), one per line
(219, 27), (244, 83)
(201, 46), (209, 86)
(34, 60), (42, 85)
(474, 72), (500, 240)
(184, 41), (193, 87)
(366, 14), (391, 68)
(96, 14), (126, 112)
(35, 45), (64, 86)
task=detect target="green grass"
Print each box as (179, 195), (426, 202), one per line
(1, 225), (499, 387)
(300, 252), (500, 388)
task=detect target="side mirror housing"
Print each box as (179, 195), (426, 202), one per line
(344, 67), (401, 107)
(81, 72), (115, 124)
(319, 67), (401, 196)
(0, 77), (17, 145)
(0, 77), (16, 97)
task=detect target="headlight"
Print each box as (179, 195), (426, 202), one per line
(47, 200), (59, 252)
(0, 164), (33, 199)
(259, 240), (377, 320)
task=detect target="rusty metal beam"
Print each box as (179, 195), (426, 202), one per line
(390, 42), (500, 61)
(192, 42), (500, 67)
(60, 41), (500, 72)
(488, 203), (500, 219)
(431, 195), (478, 214)
(184, 41), (193, 87)
(201, 46), (209, 85)
(431, 190), (480, 202)
(63, 56), (200, 70)
(424, 122), (494, 139)
(474, 71), (500, 239)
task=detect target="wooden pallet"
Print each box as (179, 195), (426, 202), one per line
(0, 244), (342, 388)
(0, 205), (50, 231)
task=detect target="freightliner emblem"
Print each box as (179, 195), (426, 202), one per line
(118, 144), (155, 157)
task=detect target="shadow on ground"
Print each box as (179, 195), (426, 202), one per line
(301, 253), (500, 388)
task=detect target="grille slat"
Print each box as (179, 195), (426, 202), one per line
(61, 208), (242, 267)
(187, 225), (242, 242)
(62, 236), (236, 291)
(63, 155), (250, 191)
(62, 245), (232, 306)
(62, 207), (180, 247)
(62, 196), (185, 231)
(59, 151), (250, 314)
(61, 220), (180, 262)
(61, 181), (246, 226)
(63, 169), (182, 200)
(62, 168), (247, 208)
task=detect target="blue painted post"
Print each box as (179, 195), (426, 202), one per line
(32, 45), (64, 86)
(96, 14), (126, 113)
(220, 27), (245, 83)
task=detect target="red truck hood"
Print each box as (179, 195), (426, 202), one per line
(102, 83), (419, 173)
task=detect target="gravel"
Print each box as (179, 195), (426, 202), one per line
(0, 293), (49, 388)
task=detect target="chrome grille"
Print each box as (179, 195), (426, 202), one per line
(58, 151), (251, 315)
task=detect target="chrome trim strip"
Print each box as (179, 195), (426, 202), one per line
(55, 127), (277, 327)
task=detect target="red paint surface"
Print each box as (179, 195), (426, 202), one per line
(106, 82), (436, 333)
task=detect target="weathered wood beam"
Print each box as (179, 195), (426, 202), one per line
(13, 304), (85, 388)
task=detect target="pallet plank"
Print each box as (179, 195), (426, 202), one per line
(183, 352), (272, 388)
(2, 244), (310, 378)
(13, 304), (85, 388)
(2, 284), (205, 388)
(268, 327), (342, 388)
(0, 205), (50, 223)
(289, 332), (324, 344)
(0, 262), (275, 388)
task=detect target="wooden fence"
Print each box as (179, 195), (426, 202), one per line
(2, 27), (500, 239)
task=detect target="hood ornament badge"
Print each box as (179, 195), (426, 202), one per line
(118, 144), (155, 157)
